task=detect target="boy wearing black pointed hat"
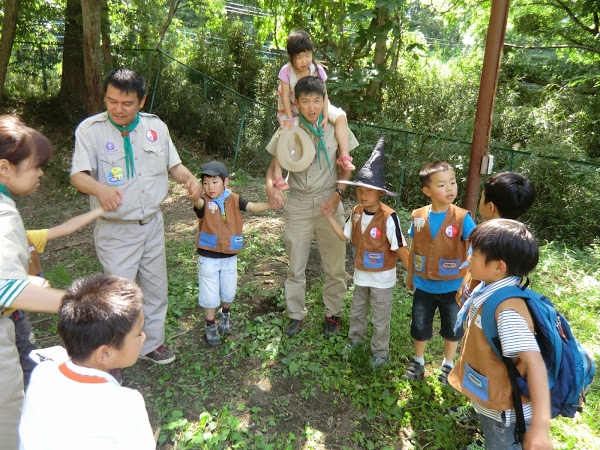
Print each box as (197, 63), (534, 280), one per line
(321, 137), (409, 367)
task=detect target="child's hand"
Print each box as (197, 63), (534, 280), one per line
(523, 425), (553, 450)
(280, 120), (293, 130)
(320, 114), (328, 130)
(320, 202), (333, 218)
(28, 275), (51, 288)
(185, 177), (202, 201)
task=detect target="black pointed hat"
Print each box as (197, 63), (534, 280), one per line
(338, 136), (399, 196)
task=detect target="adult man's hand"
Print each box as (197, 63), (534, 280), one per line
(96, 184), (123, 211)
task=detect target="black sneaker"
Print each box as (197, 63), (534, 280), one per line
(404, 359), (425, 380)
(217, 309), (231, 334)
(324, 315), (341, 337)
(138, 345), (176, 364)
(284, 319), (303, 336)
(205, 323), (221, 346)
(438, 364), (452, 386)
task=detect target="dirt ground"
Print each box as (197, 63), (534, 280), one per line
(19, 177), (381, 449)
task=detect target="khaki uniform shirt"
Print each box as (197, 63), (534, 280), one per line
(70, 112), (182, 221)
(0, 193), (29, 281)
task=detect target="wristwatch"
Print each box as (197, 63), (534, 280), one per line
(335, 188), (344, 197)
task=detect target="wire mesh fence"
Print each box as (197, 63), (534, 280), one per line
(5, 44), (600, 243)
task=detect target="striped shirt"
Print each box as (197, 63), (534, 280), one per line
(0, 279), (29, 311)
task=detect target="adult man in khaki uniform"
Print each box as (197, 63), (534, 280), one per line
(266, 76), (359, 336)
(70, 68), (201, 364)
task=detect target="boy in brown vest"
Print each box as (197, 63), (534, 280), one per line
(448, 219), (552, 450)
(405, 161), (476, 384)
(322, 137), (408, 366)
(452, 172), (536, 449)
(192, 161), (271, 346)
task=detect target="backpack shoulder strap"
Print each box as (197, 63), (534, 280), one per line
(480, 284), (531, 444)
(480, 285), (530, 359)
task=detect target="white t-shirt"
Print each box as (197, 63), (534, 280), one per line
(343, 209), (406, 289)
(19, 360), (156, 450)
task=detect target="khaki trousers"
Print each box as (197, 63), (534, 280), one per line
(283, 191), (347, 320)
(94, 211), (168, 354)
(348, 285), (393, 358)
(0, 317), (23, 449)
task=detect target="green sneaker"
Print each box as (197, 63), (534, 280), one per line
(462, 437), (485, 450)
(448, 404), (477, 423)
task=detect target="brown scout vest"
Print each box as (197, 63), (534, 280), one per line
(350, 204), (397, 272)
(27, 237), (42, 276)
(196, 192), (243, 254)
(407, 204), (469, 283)
(448, 298), (534, 410)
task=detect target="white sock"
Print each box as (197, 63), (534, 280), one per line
(442, 358), (454, 368)
(413, 356), (425, 365)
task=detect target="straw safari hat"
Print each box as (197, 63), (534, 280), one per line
(276, 127), (316, 172)
(338, 136), (399, 196)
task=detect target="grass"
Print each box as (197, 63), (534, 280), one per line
(22, 172), (600, 449)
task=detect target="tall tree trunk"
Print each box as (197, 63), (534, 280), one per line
(365, 7), (389, 104)
(0, 0), (21, 99)
(154, 0), (181, 50)
(100, 0), (113, 69)
(81, 0), (103, 115)
(59, 0), (87, 119)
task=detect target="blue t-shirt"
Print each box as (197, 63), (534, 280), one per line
(408, 209), (476, 294)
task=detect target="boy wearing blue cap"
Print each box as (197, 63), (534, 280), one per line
(192, 161), (272, 346)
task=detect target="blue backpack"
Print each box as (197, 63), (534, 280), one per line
(480, 283), (596, 442)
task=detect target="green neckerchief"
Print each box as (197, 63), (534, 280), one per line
(108, 112), (140, 179)
(0, 183), (12, 199)
(299, 113), (331, 171)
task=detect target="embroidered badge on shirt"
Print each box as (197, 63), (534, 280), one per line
(146, 130), (158, 142)
(369, 227), (382, 239)
(445, 224), (459, 238)
(414, 255), (424, 271)
(367, 252), (382, 265)
(208, 201), (219, 214)
(414, 217), (426, 232)
(105, 142), (117, 153)
(107, 167), (124, 185)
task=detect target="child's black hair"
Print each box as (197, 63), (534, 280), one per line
(469, 219), (539, 277)
(58, 274), (143, 362)
(483, 172), (536, 219)
(287, 30), (314, 57)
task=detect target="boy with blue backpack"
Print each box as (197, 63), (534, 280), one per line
(448, 219), (553, 450)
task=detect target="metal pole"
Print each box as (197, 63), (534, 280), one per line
(233, 100), (246, 169)
(463, 0), (511, 214)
